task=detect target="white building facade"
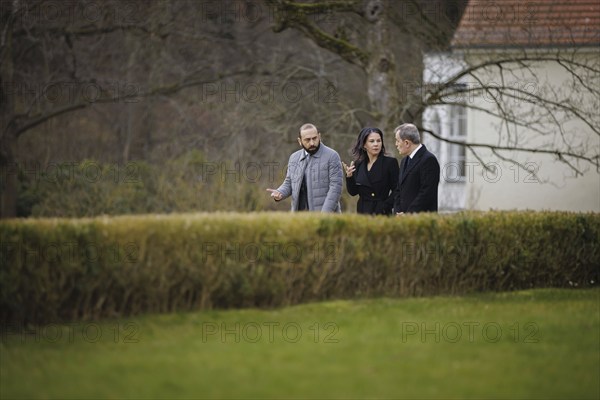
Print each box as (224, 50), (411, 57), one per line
(422, 1), (599, 212)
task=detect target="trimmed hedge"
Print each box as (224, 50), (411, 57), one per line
(1, 211), (598, 324)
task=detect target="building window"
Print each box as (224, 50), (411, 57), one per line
(448, 105), (467, 181)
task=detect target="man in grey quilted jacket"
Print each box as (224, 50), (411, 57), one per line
(267, 123), (343, 212)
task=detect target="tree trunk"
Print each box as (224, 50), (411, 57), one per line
(1, 0), (17, 218)
(0, 131), (18, 219)
(365, 0), (398, 133)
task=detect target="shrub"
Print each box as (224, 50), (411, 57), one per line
(1, 211), (598, 324)
(17, 152), (272, 217)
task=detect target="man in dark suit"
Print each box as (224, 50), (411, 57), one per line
(393, 123), (440, 214)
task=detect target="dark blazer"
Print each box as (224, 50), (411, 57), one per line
(393, 145), (440, 213)
(346, 155), (399, 215)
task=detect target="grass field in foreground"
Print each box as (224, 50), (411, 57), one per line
(1, 288), (598, 399)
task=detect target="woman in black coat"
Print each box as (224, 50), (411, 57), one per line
(342, 127), (399, 215)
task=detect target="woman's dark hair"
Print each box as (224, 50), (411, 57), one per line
(351, 127), (387, 162)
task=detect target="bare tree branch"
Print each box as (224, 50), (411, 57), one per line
(10, 68), (256, 138)
(420, 127), (599, 170)
(265, 0), (368, 68)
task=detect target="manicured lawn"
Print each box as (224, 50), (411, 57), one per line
(1, 288), (598, 399)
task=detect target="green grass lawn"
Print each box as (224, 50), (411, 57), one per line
(1, 288), (598, 399)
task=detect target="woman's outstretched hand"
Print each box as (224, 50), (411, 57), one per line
(342, 160), (355, 178)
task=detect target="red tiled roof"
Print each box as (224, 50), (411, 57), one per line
(451, 0), (600, 48)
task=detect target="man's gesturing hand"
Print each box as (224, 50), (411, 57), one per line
(266, 188), (283, 201)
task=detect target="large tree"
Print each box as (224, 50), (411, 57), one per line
(265, 0), (599, 180)
(1, 0), (271, 217)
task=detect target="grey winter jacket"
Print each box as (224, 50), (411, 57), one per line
(276, 143), (343, 212)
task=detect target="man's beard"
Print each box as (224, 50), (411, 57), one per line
(303, 142), (320, 155)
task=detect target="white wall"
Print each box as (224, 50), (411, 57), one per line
(423, 49), (600, 212)
(463, 49), (599, 212)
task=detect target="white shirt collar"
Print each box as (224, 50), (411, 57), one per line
(409, 144), (423, 159)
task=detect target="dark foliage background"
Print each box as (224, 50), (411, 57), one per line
(1, 0), (465, 217)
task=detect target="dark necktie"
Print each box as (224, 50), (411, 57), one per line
(404, 156), (411, 175)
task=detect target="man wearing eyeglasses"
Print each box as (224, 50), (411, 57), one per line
(267, 123), (343, 212)
(393, 123), (440, 214)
